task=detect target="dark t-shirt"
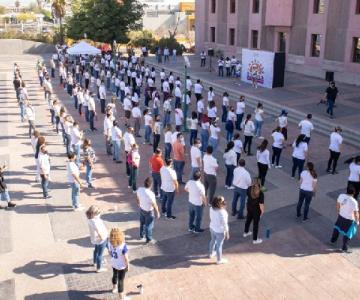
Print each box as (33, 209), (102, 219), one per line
(0, 171), (7, 192)
(247, 188), (264, 213)
(326, 87), (338, 101)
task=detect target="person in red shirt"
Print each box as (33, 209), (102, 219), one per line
(149, 148), (164, 198)
(173, 133), (186, 185)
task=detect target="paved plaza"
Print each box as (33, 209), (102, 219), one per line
(1, 52), (360, 300)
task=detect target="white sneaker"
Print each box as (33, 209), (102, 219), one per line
(112, 285), (117, 294)
(253, 239), (263, 244)
(275, 165), (282, 169)
(96, 267), (107, 273)
(208, 251), (216, 258)
(224, 185), (229, 189)
(216, 258), (228, 265)
(228, 186), (235, 190)
(243, 232), (252, 238)
(74, 206), (85, 212)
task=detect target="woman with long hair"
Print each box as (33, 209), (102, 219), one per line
(296, 162), (317, 221)
(256, 139), (271, 189)
(83, 138), (96, 188)
(271, 126), (285, 168)
(225, 106), (236, 142)
(243, 178), (265, 244)
(291, 134), (308, 179)
(254, 102), (264, 138)
(345, 156), (360, 200)
(242, 114), (255, 156)
(209, 196), (230, 264)
(223, 141), (237, 189)
(200, 114), (210, 153)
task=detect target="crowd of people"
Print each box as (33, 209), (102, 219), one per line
(3, 45), (359, 298)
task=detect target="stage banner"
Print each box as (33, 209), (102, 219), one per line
(241, 48), (275, 89)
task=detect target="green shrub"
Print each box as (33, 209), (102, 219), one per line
(150, 37), (185, 56)
(128, 30), (156, 49)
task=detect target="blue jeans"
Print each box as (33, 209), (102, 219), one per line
(152, 172), (162, 197)
(140, 209), (155, 242)
(209, 137), (218, 152)
(85, 161), (93, 186)
(84, 106), (89, 122)
(297, 189), (313, 220)
(226, 130), (234, 142)
(326, 99), (335, 116)
(0, 190), (11, 202)
(254, 120), (263, 137)
(73, 144), (81, 166)
(164, 143), (172, 160)
(161, 191), (175, 217)
(225, 165), (235, 187)
(93, 239), (108, 270)
(189, 129), (198, 146)
(144, 125), (152, 143)
(188, 203), (204, 231)
(201, 129), (209, 152)
(41, 174), (49, 197)
(173, 160), (185, 183)
(113, 140), (121, 161)
(129, 166), (138, 191)
(209, 229), (225, 261)
(20, 102), (25, 122)
(163, 112), (171, 127)
(232, 187), (247, 218)
(71, 182), (80, 208)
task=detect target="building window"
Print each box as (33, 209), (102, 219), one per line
(356, 0), (360, 14)
(229, 28), (235, 45)
(353, 37), (360, 63)
(253, 0), (260, 13)
(252, 30), (259, 48)
(278, 32), (286, 52)
(313, 0), (325, 14)
(230, 0), (236, 13)
(311, 34), (321, 57)
(210, 27), (216, 42)
(211, 0), (216, 13)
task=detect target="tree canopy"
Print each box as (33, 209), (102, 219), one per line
(66, 0), (144, 45)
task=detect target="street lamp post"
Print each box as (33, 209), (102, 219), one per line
(183, 56), (191, 132)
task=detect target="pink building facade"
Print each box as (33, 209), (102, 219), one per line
(195, 0), (360, 85)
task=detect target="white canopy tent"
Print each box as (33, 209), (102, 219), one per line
(67, 41), (101, 56)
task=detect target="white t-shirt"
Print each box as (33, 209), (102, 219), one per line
(191, 146), (202, 168)
(236, 101), (245, 114)
(112, 126), (122, 142)
(123, 132), (135, 152)
(67, 161), (79, 183)
(185, 180), (205, 206)
(233, 167), (252, 189)
(254, 109), (264, 121)
(203, 154), (218, 175)
(88, 216), (108, 245)
(292, 142), (308, 160)
(234, 139), (243, 154)
(190, 119), (198, 130)
(38, 152), (50, 175)
(164, 131), (172, 144)
(137, 187), (156, 211)
(278, 116), (287, 128)
(227, 111), (236, 122)
(132, 107), (142, 118)
(222, 96), (229, 107)
(337, 193), (359, 220)
(223, 149), (237, 166)
(272, 132), (284, 148)
(108, 243), (128, 270)
(160, 166), (177, 192)
(197, 100), (205, 113)
(144, 114), (152, 126)
(210, 125), (220, 139)
(175, 109), (184, 126)
(299, 120), (314, 137)
(194, 83), (203, 94)
(210, 208), (229, 233)
(329, 132), (343, 153)
(124, 98), (132, 111)
(300, 170), (317, 192)
(348, 163), (360, 182)
(256, 149), (270, 165)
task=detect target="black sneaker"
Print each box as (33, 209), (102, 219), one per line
(7, 202), (16, 208)
(231, 211), (237, 217)
(166, 216), (176, 220)
(194, 229), (205, 233)
(342, 249), (352, 254)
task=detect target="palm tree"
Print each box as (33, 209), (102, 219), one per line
(52, 0), (66, 43)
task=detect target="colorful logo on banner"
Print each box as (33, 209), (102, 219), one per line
(246, 59), (264, 84)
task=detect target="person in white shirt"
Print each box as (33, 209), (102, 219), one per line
(137, 177), (160, 243)
(207, 86), (215, 103)
(67, 152), (84, 210)
(330, 187), (359, 252)
(225, 106), (236, 141)
(242, 114), (255, 155)
(291, 134), (308, 179)
(143, 109), (153, 145)
(223, 141), (237, 189)
(112, 121), (123, 163)
(104, 112), (114, 155)
(276, 110), (288, 141)
(235, 95), (245, 130)
(88, 94), (97, 131)
(194, 79), (203, 101)
(298, 114), (314, 144)
(163, 97), (172, 127)
(346, 156), (360, 200)
(164, 125), (173, 160)
(188, 112), (199, 146)
(256, 139), (271, 189)
(86, 205), (108, 272)
(190, 138), (202, 179)
(209, 196), (229, 264)
(131, 103), (142, 137)
(174, 84), (182, 107)
(129, 144), (140, 193)
(254, 103), (264, 139)
(160, 158), (179, 219)
(296, 162), (318, 221)
(203, 146), (218, 204)
(233, 133), (243, 163)
(218, 58), (224, 77)
(38, 145), (51, 199)
(232, 159), (252, 218)
(185, 170), (207, 233)
(186, 76), (192, 98)
(123, 95), (132, 126)
(71, 122), (83, 166)
(25, 101), (36, 138)
(271, 127), (285, 168)
(327, 126), (343, 174)
(221, 92), (229, 123)
(200, 50), (206, 67)
(174, 104), (184, 132)
(197, 97), (205, 124)
(209, 120), (221, 152)
(123, 127), (136, 177)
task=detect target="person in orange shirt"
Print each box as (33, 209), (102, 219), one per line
(149, 148), (164, 198)
(173, 133), (186, 185)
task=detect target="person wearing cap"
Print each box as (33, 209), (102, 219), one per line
(327, 127), (343, 174)
(323, 81), (339, 119)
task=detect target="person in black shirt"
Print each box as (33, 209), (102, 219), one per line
(13, 75), (21, 101)
(0, 164), (16, 209)
(323, 81), (339, 118)
(243, 178), (265, 244)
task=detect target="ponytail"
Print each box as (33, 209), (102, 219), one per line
(307, 162), (317, 179)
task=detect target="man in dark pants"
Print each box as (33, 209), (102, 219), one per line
(203, 146), (218, 205)
(326, 126), (343, 174)
(323, 81), (339, 119)
(160, 159), (178, 219)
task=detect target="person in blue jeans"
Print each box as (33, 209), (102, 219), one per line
(0, 163), (16, 209)
(185, 170), (207, 233)
(136, 177), (161, 243)
(160, 158), (179, 219)
(83, 139), (96, 188)
(67, 153), (84, 210)
(86, 205), (108, 272)
(324, 81), (338, 119)
(232, 159), (252, 219)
